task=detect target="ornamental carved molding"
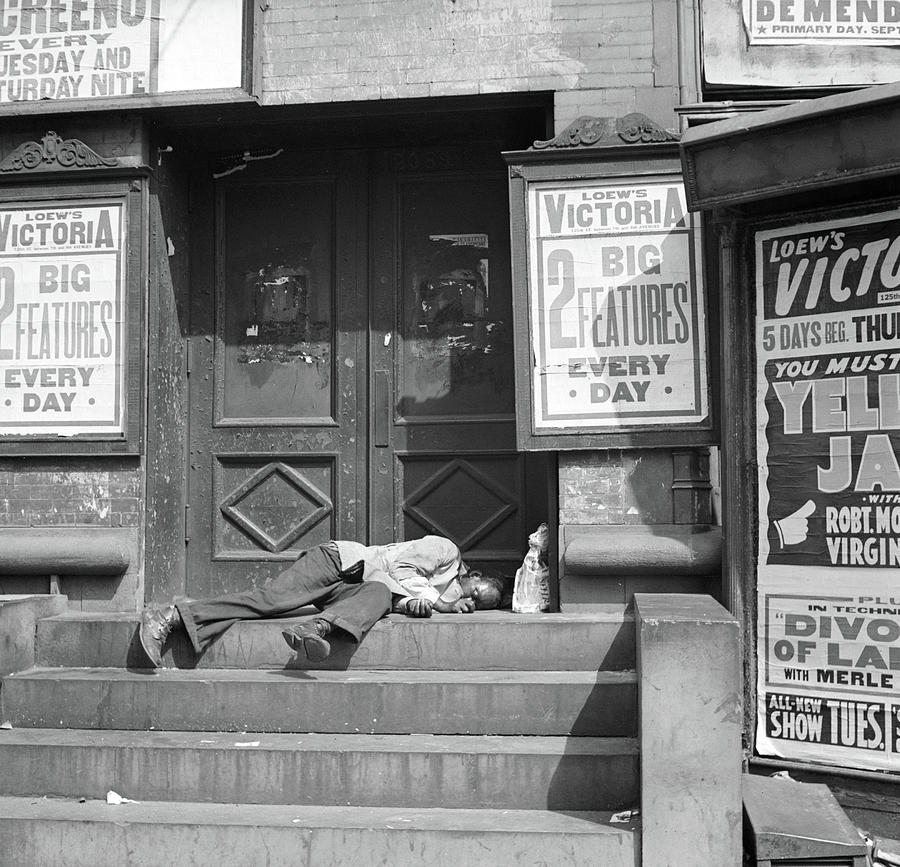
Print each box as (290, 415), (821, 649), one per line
(0, 131), (119, 174)
(532, 113), (679, 150)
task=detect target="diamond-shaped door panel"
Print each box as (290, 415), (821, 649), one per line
(218, 459), (333, 556)
(403, 457), (518, 552)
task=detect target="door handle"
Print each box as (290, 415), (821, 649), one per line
(375, 370), (389, 447)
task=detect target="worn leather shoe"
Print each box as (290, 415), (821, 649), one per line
(281, 619), (332, 662)
(139, 603), (181, 668)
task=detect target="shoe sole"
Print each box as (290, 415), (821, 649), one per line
(138, 627), (162, 668)
(281, 629), (330, 662)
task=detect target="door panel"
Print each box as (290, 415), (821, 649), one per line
(399, 453), (523, 554)
(186, 152), (366, 597)
(187, 146), (546, 596)
(396, 177), (514, 419)
(219, 182), (336, 422)
(371, 151), (540, 573)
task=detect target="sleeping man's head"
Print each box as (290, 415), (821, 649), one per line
(458, 570), (504, 610)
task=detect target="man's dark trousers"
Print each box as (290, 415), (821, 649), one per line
(175, 542), (391, 653)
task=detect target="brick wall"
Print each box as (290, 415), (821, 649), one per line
(559, 449), (714, 527)
(0, 460), (141, 528)
(559, 450), (675, 526)
(258, 0), (695, 130)
(0, 116), (147, 166)
(0, 458), (144, 610)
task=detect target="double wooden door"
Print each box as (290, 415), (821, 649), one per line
(185, 147), (543, 598)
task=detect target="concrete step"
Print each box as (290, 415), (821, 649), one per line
(0, 796), (640, 867)
(0, 594), (67, 677)
(1, 667), (637, 736)
(35, 609), (635, 671)
(0, 728), (639, 811)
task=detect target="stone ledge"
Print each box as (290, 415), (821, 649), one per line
(562, 524), (721, 576)
(0, 528), (131, 576)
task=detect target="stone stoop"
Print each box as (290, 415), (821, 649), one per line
(0, 594), (67, 679)
(0, 609), (641, 867)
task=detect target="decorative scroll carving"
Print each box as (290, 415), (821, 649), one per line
(533, 116), (611, 149)
(532, 113), (679, 150)
(617, 112), (681, 144)
(0, 131), (119, 173)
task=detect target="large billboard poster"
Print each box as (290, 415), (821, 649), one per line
(701, 0), (900, 88)
(0, 0), (243, 104)
(0, 202), (126, 437)
(755, 208), (900, 772)
(744, 0), (900, 45)
(526, 176), (708, 433)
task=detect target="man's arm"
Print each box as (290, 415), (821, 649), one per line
(393, 596), (433, 617)
(392, 595), (475, 617)
(387, 565), (442, 605)
(433, 597), (475, 613)
(386, 538), (475, 616)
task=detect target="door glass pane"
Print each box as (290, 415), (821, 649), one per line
(399, 175), (514, 418)
(220, 180), (334, 421)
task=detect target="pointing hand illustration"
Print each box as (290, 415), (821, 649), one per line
(773, 499), (815, 548)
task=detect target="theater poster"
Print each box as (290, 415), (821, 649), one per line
(525, 176), (708, 433)
(744, 0), (900, 45)
(755, 207), (900, 772)
(0, 0), (244, 104)
(0, 201), (126, 438)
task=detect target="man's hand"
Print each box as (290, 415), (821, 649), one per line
(433, 597), (476, 614)
(403, 598), (433, 618)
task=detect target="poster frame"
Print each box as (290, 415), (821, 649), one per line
(0, 177), (146, 456)
(507, 146), (716, 451)
(0, 0), (256, 116)
(701, 0), (900, 90)
(745, 192), (900, 773)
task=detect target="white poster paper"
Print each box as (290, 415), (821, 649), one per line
(526, 177), (707, 432)
(0, 0), (243, 103)
(744, 0), (900, 45)
(0, 202), (126, 437)
(755, 208), (900, 772)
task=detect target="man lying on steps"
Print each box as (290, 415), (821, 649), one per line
(139, 535), (503, 668)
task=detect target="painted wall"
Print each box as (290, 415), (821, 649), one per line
(257, 0), (699, 131)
